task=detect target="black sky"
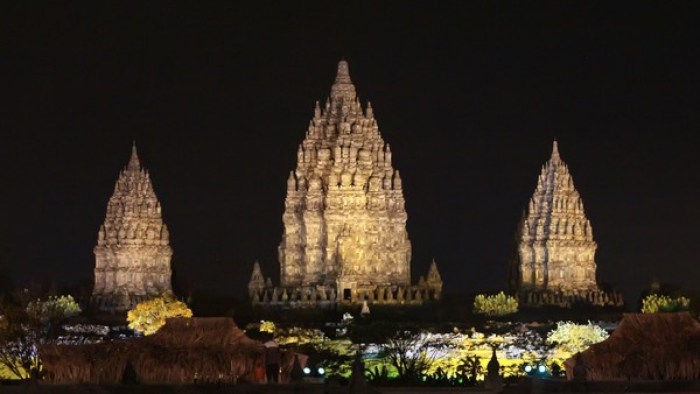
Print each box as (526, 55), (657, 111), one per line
(1, 2), (698, 305)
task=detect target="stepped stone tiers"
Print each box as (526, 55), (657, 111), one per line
(512, 141), (623, 308)
(249, 61), (442, 308)
(92, 144), (173, 311)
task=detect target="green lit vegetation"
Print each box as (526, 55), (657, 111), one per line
(26, 295), (81, 323)
(546, 321), (609, 354)
(641, 294), (690, 313)
(473, 292), (519, 316)
(1, 294), (82, 379)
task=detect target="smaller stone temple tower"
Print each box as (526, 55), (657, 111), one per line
(92, 143), (173, 311)
(247, 261), (266, 299)
(425, 259), (443, 300)
(512, 140), (622, 307)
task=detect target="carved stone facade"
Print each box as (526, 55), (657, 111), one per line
(249, 61), (441, 308)
(92, 144), (173, 311)
(513, 141), (622, 307)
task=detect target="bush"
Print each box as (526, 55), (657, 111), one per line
(546, 321), (609, 354)
(26, 295), (81, 322)
(473, 292), (518, 316)
(127, 295), (193, 335)
(641, 294), (690, 313)
(259, 320), (276, 334)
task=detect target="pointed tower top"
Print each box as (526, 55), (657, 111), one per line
(428, 259), (442, 282)
(550, 139), (561, 163)
(250, 260), (264, 282)
(127, 141), (141, 171)
(335, 60), (352, 84)
(314, 100), (321, 119)
(366, 101), (374, 118)
(331, 59), (357, 102)
(248, 261), (265, 291)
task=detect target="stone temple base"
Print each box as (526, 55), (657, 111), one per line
(91, 294), (153, 313)
(251, 285), (440, 309)
(519, 289), (624, 308)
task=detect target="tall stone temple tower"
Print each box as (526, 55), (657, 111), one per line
(92, 143), (173, 311)
(511, 141), (622, 307)
(249, 60), (442, 308)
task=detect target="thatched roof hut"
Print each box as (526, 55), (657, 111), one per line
(40, 317), (265, 384)
(40, 341), (130, 384)
(564, 312), (700, 380)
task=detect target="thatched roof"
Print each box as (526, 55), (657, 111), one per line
(565, 312), (700, 380)
(40, 341), (130, 384)
(40, 317), (265, 385)
(134, 317), (264, 384)
(145, 317), (260, 349)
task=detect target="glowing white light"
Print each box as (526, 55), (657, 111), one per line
(538, 365), (546, 373)
(524, 365), (532, 373)
(317, 367), (325, 375)
(303, 367), (311, 375)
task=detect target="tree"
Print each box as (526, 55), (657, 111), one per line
(380, 330), (443, 383)
(0, 294), (81, 379)
(473, 292), (518, 316)
(0, 304), (41, 379)
(546, 321), (609, 354)
(26, 295), (81, 338)
(127, 295), (193, 335)
(259, 320), (276, 334)
(641, 294), (690, 313)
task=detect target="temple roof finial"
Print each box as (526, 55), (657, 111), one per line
(331, 59), (356, 102)
(429, 258), (439, 273)
(551, 139), (560, 163)
(335, 60), (351, 84)
(128, 141), (141, 170)
(252, 260), (262, 275)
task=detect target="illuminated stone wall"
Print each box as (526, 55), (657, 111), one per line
(92, 144), (173, 311)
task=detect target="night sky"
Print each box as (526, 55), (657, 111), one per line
(1, 2), (698, 305)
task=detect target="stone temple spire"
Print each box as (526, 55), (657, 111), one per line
(259, 59), (443, 308)
(550, 139), (561, 163)
(278, 59), (411, 293)
(92, 144), (173, 312)
(515, 140), (598, 293)
(248, 261), (266, 299)
(330, 60), (357, 103)
(425, 259), (443, 299)
(127, 141), (141, 171)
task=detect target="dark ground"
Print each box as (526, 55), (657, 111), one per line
(3, 379), (700, 394)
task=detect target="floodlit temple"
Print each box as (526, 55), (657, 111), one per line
(249, 60), (442, 308)
(92, 144), (173, 311)
(511, 141), (622, 307)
